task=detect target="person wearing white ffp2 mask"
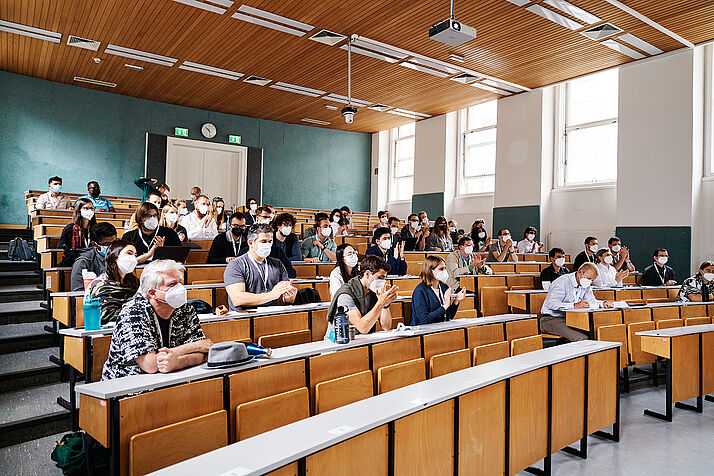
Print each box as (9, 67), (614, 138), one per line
(675, 260), (714, 303)
(517, 226), (544, 254)
(365, 227), (407, 276)
(445, 236), (491, 289)
(410, 256), (467, 325)
(86, 241), (140, 325)
(183, 194), (218, 241)
(301, 218), (337, 263)
(123, 202), (181, 265)
(642, 248), (677, 287)
(540, 262), (614, 342)
(399, 213), (427, 251)
(100, 259), (213, 380)
(540, 247), (570, 287)
(607, 237), (635, 273)
(593, 249), (628, 288)
(487, 229), (519, 263)
(272, 212), (302, 262)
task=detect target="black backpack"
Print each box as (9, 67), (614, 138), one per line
(8, 237), (35, 261)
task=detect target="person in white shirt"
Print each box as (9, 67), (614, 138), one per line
(592, 249), (629, 288)
(516, 226), (544, 254)
(541, 263), (614, 341)
(607, 236), (635, 272)
(329, 244), (360, 297)
(36, 176), (72, 210)
(181, 194), (218, 240)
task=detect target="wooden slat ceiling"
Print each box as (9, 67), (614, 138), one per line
(1, 0), (712, 133)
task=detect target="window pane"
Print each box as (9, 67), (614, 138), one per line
(395, 157), (413, 177)
(463, 175), (495, 194)
(467, 101), (497, 130)
(398, 122), (415, 138)
(395, 177), (413, 201)
(464, 129), (496, 177)
(565, 123), (618, 185)
(567, 69), (618, 125)
(395, 137), (414, 160)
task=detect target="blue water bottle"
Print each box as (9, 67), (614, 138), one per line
(83, 297), (101, 330)
(245, 343), (272, 357)
(334, 306), (350, 344)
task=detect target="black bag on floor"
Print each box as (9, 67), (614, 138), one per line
(50, 431), (110, 475)
(7, 237), (35, 261)
(294, 287), (322, 305)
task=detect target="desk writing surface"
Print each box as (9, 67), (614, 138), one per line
(150, 340), (618, 476)
(75, 314), (535, 400)
(636, 324), (714, 338)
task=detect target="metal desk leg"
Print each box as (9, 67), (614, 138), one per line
(644, 359), (673, 422)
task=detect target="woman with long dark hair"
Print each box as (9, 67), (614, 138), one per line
(213, 197), (228, 232)
(425, 216), (453, 252)
(58, 198), (97, 266)
(329, 243), (360, 297)
(87, 239), (140, 324)
(123, 202), (181, 264)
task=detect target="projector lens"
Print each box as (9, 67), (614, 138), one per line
(453, 21), (460, 30)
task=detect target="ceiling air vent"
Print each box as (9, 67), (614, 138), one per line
(368, 104), (391, 112)
(67, 35), (101, 51)
(73, 77), (117, 88)
(450, 73), (481, 84)
(580, 23), (623, 41)
(309, 30), (346, 46)
(243, 76), (272, 86)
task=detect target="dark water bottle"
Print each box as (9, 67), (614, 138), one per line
(335, 306), (350, 344)
(245, 343), (272, 357)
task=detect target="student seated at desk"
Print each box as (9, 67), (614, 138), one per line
(212, 197), (228, 232)
(273, 213), (302, 262)
(70, 223), (118, 291)
(365, 227), (407, 276)
(486, 229), (518, 263)
(58, 198), (97, 267)
(572, 236), (598, 271)
(134, 177), (170, 204)
(593, 248), (629, 288)
(411, 256), (467, 325)
(642, 248), (677, 287)
(540, 247), (569, 285)
(36, 176), (72, 210)
(181, 194), (218, 241)
(469, 221), (491, 252)
(101, 260), (213, 380)
(326, 256), (399, 336)
(541, 263), (614, 342)
(244, 198), (258, 226)
(224, 224), (298, 311)
(329, 244), (360, 297)
(425, 216), (454, 252)
(303, 212), (329, 241)
(329, 208), (348, 237)
(301, 216), (337, 263)
(516, 226), (544, 254)
(87, 240), (139, 324)
(675, 261), (714, 302)
(400, 213), (427, 251)
(160, 203), (188, 244)
(79, 181), (115, 212)
(123, 203), (181, 264)
(373, 210), (389, 233)
(608, 236), (635, 272)
(445, 236), (491, 289)
(207, 212), (248, 264)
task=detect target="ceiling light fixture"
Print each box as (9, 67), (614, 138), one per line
(105, 44), (177, 66)
(600, 39), (645, 60)
(233, 5), (313, 37)
(449, 54), (465, 63)
(325, 105), (338, 110)
(124, 64), (144, 70)
(172, 0), (232, 15)
(179, 61), (243, 79)
(0, 19), (61, 43)
(73, 77), (117, 88)
(525, 4), (582, 30)
(616, 33), (663, 56)
(543, 0), (601, 24)
(301, 118), (330, 125)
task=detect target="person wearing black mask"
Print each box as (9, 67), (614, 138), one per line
(207, 212), (248, 264)
(425, 216), (453, 252)
(79, 181), (115, 212)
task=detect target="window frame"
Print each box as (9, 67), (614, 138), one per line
(555, 70), (619, 189)
(388, 124), (415, 202)
(456, 102), (497, 197)
(705, 44), (714, 178)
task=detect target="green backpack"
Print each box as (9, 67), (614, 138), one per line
(50, 432), (86, 474)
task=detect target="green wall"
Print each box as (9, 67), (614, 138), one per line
(615, 226), (692, 280)
(492, 205), (541, 242)
(411, 192), (444, 219)
(0, 71), (372, 225)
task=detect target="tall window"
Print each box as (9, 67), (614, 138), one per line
(459, 101), (497, 195)
(390, 123), (415, 201)
(557, 69), (619, 187)
(709, 45), (714, 176)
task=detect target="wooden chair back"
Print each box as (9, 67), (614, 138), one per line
(422, 330), (466, 377)
(429, 349), (471, 378)
(466, 323), (504, 350)
(685, 317), (711, 326)
(454, 309), (477, 319)
(596, 324), (628, 368)
(646, 297), (671, 304)
(642, 288), (667, 300)
(253, 312), (309, 342)
(308, 347), (370, 413)
(592, 310), (622, 334)
(510, 335), (543, 356)
(680, 305), (709, 319)
(315, 370), (373, 414)
(622, 307), (652, 324)
(530, 293), (547, 316)
(377, 358), (426, 394)
(480, 286), (508, 316)
(258, 329), (312, 348)
(656, 319), (683, 330)
(627, 321), (656, 366)
(652, 307), (680, 322)
(236, 388), (309, 440)
(201, 320), (251, 344)
(505, 319), (538, 343)
(371, 337), (421, 386)
(473, 341), (510, 365)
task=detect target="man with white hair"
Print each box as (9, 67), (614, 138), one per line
(101, 260), (213, 380)
(540, 262), (614, 342)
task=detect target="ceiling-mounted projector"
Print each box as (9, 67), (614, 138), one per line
(429, 0), (476, 47)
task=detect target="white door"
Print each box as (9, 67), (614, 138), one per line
(166, 137), (247, 209)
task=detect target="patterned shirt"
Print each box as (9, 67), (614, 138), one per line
(101, 294), (205, 380)
(675, 274), (714, 302)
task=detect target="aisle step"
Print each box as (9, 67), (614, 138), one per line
(0, 383), (70, 448)
(0, 322), (53, 354)
(0, 348), (61, 392)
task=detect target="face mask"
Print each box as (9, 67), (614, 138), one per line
(257, 217), (270, 224)
(502, 235), (511, 242)
(197, 204), (209, 215)
(231, 227), (244, 237)
(703, 273), (714, 282)
(527, 233), (535, 241)
(449, 227), (457, 233)
(165, 212), (178, 224)
(380, 239), (392, 250)
(190, 194), (196, 201)
(422, 217), (429, 224)
(269, 213), (275, 221)
(611, 245), (621, 253)
(332, 216), (340, 223)
(51, 184), (62, 193)
(390, 227), (398, 235)
(143, 216), (159, 231)
(439, 225), (447, 232)
(157, 283), (187, 309)
(410, 221), (419, 230)
(216, 207), (223, 214)
(464, 245), (474, 255)
(589, 245), (599, 253)
(344, 253), (359, 268)
(478, 231), (486, 239)
(555, 257), (566, 267)
(179, 208), (188, 216)
(657, 256), (668, 265)
(80, 209), (95, 220)
(149, 201), (162, 208)
(380, 217), (388, 224)
(250, 203), (258, 211)
(579, 277), (592, 288)
(603, 255), (614, 265)
(90, 188), (100, 198)
(98, 245), (108, 256)
(369, 278), (386, 293)
(255, 241), (272, 259)
(321, 227), (332, 237)
(276, 226), (290, 237)
(117, 255), (137, 274)
(435, 269), (449, 283)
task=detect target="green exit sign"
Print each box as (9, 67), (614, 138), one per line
(175, 127), (188, 137)
(229, 135), (241, 144)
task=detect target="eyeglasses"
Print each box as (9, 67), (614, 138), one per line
(213, 197), (223, 202)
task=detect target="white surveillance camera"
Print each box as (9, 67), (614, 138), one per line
(341, 106), (357, 124)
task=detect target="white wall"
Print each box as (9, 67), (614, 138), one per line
(370, 130), (389, 214)
(413, 115), (447, 195)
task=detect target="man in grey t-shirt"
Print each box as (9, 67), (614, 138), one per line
(224, 224), (297, 311)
